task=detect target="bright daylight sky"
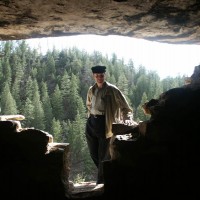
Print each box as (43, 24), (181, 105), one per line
(27, 35), (200, 79)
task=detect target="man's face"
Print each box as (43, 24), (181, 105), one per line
(93, 73), (105, 84)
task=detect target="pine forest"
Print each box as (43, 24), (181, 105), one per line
(0, 40), (186, 182)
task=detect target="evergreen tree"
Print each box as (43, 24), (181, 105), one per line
(136, 92), (150, 122)
(22, 98), (34, 127)
(3, 41), (13, 59)
(41, 82), (53, 132)
(60, 70), (71, 120)
(90, 50), (104, 66)
(117, 73), (129, 99)
(66, 111), (92, 181)
(51, 84), (64, 120)
(146, 71), (162, 99)
(12, 80), (22, 109)
(126, 59), (136, 86)
(31, 80), (45, 130)
(46, 51), (56, 75)
(0, 59), (4, 87)
(79, 64), (92, 101)
(69, 56), (83, 75)
(162, 77), (178, 92)
(57, 49), (69, 71)
(11, 53), (24, 108)
(67, 74), (80, 120)
(0, 82), (18, 115)
(25, 76), (34, 100)
(133, 74), (149, 108)
(16, 40), (29, 70)
(51, 118), (63, 142)
(2, 58), (12, 86)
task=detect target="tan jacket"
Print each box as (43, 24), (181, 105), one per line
(86, 81), (133, 138)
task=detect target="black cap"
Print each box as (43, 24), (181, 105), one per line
(91, 65), (106, 73)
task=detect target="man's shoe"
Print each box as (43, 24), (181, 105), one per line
(96, 180), (104, 185)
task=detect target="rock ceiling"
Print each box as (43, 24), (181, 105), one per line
(0, 0), (200, 44)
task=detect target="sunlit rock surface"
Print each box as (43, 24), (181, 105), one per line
(0, 0), (200, 44)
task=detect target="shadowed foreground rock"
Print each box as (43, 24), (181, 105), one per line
(104, 65), (200, 199)
(0, 121), (69, 200)
(0, 120), (104, 200)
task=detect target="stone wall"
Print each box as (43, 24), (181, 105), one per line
(0, 0), (200, 44)
(0, 120), (70, 200)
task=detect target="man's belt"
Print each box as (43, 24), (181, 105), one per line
(90, 114), (105, 118)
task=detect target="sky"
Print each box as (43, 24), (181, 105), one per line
(27, 34), (200, 79)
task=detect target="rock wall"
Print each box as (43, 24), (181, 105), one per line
(105, 65), (200, 199)
(0, 0), (200, 44)
(0, 120), (70, 200)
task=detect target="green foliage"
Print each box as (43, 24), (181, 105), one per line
(31, 80), (45, 130)
(136, 92), (150, 122)
(73, 173), (86, 184)
(51, 118), (63, 142)
(22, 98), (34, 127)
(41, 82), (53, 132)
(0, 82), (18, 114)
(51, 84), (64, 120)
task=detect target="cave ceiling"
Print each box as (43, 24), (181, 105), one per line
(0, 0), (200, 44)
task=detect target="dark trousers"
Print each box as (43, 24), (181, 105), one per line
(85, 115), (111, 184)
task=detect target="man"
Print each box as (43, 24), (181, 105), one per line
(85, 65), (133, 184)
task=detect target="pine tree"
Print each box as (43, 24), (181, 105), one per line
(25, 76), (34, 100)
(136, 92), (150, 122)
(51, 118), (63, 142)
(0, 59), (3, 87)
(41, 82), (53, 132)
(134, 74), (149, 108)
(0, 82), (18, 115)
(60, 70), (71, 120)
(22, 98), (34, 127)
(31, 80), (45, 130)
(51, 84), (64, 120)
(67, 74), (80, 120)
(117, 73), (129, 98)
(66, 111), (92, 181)
(11, 53), (24, 108)
(46, 51), (56, 75)
(2, 58), (12, 86)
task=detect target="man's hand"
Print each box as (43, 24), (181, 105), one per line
(123, 112), (138, 126)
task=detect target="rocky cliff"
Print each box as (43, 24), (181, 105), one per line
(0, 0), (200, 44)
